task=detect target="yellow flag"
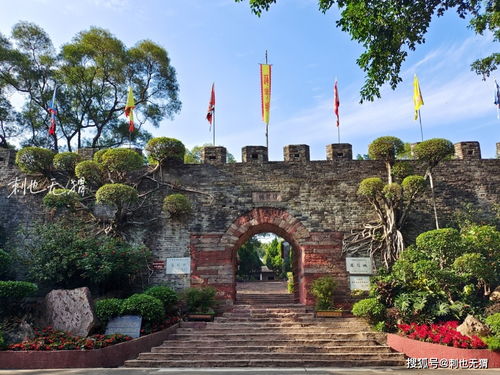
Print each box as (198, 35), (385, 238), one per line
(260, 64), (271, 125)
(125, 86), (135, 132)
(413, 74), (424, 120)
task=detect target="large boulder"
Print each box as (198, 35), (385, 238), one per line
(3, 320), (35, 345)
(490, 286), (500, 302)
(44, 287), (96, 337)
(457, 314), (490, 338)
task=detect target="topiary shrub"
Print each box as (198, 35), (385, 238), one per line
(485, 313), (500, 336)
(53, 152), (80, 174)
(15, 147), (54, 174)
(96, 183), (138, 208)
(181, 287), (217, 313)
(416, 228), (462, 269)
(392, 161), (413, 181)
(121, 293), (164, 323)
(42, 189), (80, 210)
(145, 137), (185, 165)
(413, 138), (454, 167)
(310, 276), (337, 310)
(144, 285), (178, 313)
(0, 281), (38, 298)
(352, 297), (386, 324)
(75, 160), (103, 187)
(93, 148), (110, 164)
(95, 298), (123, 323)
(163, 193), (192, 217)
(368, 136), (404, 162)
(401, 175), (426, 197)
(100, 148), (144, 174)
(357, 177), (384, 198)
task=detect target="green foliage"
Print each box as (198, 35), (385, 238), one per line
(53, 152), (80, 174)
(357, 177), (384, 198)
(485, 313), (500, 336)
(453, 253), (494, 291)
(237, 238), (263, 281)
(373, 321), (386, 332)
(0, 281), (37, 298)
(75, 160), (103, 187)
(146, 137), (185, 164)
(352, 298), (386, 323)
(416, 228), (462, 268)
(15, 147), (54, 174)
(121, 293), (164, 323)
(96, 183), (138, 208)
(287, 272), (294, 293)
(392, 161), (413, 180)
(401, 175), (426, 198)
(236, 1), (497, 101)
(310, 276), (337, 310)
(93, 149), (110, 164)
(382, 183), (402, 202)
(144, 285), (178, 313)
(368, 136), (404, 163)
(264, 238), (284, 278)
(182, 287), (217, 313)
(42, 189), (80, 210)
(95, 298), (123, 323)
(162, 194), (192, 217)
(0, 249), (12, 280)
(18, 220), (151, 290)
(100, 148), (144, 175)
(414, 138), (454, 168)
(484, 336), (500, 351)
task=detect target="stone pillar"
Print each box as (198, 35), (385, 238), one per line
(0, 148), (16, 168)
(326, 143), (352, 160)
(201, 146), (227, 164)
(242, 146), (268, 162)
(496, 143), (500, 159)
(77, 148), (98, 161)
(454, 142), (481, 160)
(284, 145), (310, 162)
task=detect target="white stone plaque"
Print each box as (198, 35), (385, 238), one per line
(166, 257), (191, 274)
(349, 276), (371, 291)
(346, 257), (372, 274)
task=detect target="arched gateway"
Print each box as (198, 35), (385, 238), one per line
(191, 207), (348, 306)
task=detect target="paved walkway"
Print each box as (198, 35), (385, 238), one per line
(236, 281), (288, 295)
(1, 367), (499, 375)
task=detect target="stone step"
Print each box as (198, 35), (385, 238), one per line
(152, 345), (394, 354)
(124, 358), (406, 368)
(230, 306), (307, 312)
(169, 332), (385, 341)
(176, 326), (370, 334)
(160, 338), (381, 347)
(200, 321), (371, 329)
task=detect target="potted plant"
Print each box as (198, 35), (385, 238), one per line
(182, 286), (217, 321)
(310, 276), (345, 317)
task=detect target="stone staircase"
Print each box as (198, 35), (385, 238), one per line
(124, 293), (405, 368)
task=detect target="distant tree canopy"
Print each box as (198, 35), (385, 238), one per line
(0, 22), (181, 151)
(236, 0), (499, 102)
(237, 237), (263, 280)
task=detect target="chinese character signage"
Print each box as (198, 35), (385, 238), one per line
(346, 257), (372, 274)
(349, 276), (371, 291)
(252, 191), (282, 203)
(166, 257), (191, 275)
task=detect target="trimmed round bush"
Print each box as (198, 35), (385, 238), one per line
(100, 148), (143, 173)
(95, 298), (123, 323)
(93, 148), (110, 164)
(144, 285), (178, 312)
(121, 293), (164, 323)
(383, 183), (402, 201)
(401, 175), (426, 196)
(352, 298), (386, 323)
(357, 177), (384, 198)
(43, 189), (80, 209)
(145, 137), (185, 165)
(413, 138), (454, 167)
(15, 147), (54, 174)
(163, 194), (192, 216)
(53, 152), (80, 174)
(368, 136), (404, 162)
(75, 160), (103, 187)
(96, 183), (138, 208)
(182, 287), (217, 313)
(0, 281), (38, 298)
(485, 313), (500, 336)
(392, 162), (414, 180)
(416, 228), (462, 268)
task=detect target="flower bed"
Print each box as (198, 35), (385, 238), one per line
(0, 323), (179, 369)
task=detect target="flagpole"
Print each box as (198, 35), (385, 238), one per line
(418, 110), (424, 141)
(213, 107), (216, 146)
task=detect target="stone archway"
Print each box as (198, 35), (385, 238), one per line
(190, 207), (349, 307)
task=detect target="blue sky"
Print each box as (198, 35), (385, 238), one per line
(1, 0), (499, 159)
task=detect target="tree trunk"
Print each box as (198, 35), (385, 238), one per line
(428, 171), (440, 229)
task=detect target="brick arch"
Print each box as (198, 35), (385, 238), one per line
(190, 208), (347, 307)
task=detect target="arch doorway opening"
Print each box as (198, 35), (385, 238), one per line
(236, 232), (295, 304)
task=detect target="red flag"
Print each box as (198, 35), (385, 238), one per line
(334, 80), (340, 127)
(48, 86), (57, 135)
(206, 83), (215, 128)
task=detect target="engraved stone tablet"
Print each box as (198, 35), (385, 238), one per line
(166, 257), (191, 274)
(105, 315), (142, 338)
(252, 192), (282, 203)
(346, 257), (373, 274)
(349, 276), (371, 291)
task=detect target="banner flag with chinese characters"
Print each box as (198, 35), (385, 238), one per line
(334, 80), (340, 127)
(260, 64), (272, 125)
(494, 79), (500, 119)
(413, 74), (424, 120)
(48, 86), (58, 135)
(125, 86), (135, 133)
(206, 82), (215, 129)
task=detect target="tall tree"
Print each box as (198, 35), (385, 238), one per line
(236, 0), (499, 102)
(0, 22), (181, 151)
